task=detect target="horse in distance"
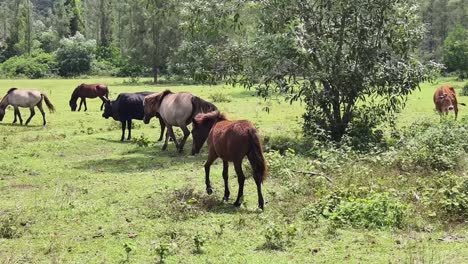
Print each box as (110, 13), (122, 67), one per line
(0, 88), (55, 126)
(143, 90), (217, 153)
(191, 111), (267, 210)
(102, 92), (166, 142)
(70, 83), (109, 112)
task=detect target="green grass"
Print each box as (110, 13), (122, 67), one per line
(0, 77), (467, 263)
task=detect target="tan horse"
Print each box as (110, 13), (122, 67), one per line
(143, 90), (217, 153)
(0, 88), (55, 126)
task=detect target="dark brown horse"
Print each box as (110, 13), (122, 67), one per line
(69, 83), (109, 111)
(191, 111), (267, 209)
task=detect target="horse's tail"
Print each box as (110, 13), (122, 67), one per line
(41, 94), (55, 113)
(247, 128), (267, 183)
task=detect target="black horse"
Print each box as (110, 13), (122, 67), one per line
(102, 92), (165, 142)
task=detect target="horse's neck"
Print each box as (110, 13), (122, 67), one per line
(71, 89), (79, 100)
(0, 95), (8, 109)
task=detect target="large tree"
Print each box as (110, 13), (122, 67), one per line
(443, 25), (468, 79)
(235, 0), (439, 141)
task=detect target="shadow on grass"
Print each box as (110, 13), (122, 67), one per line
(73, 144), (207, 174)
(0, 123), (45, 128)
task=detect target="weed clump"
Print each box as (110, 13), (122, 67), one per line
(209, 92), (232, 103)
(303, 191), (407, 229)
(391, 120), (468, 171)
(261, 223), (297, 251)
(0, 210), (23, 239)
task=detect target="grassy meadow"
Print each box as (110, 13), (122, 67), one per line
(0, 77), (467, 263)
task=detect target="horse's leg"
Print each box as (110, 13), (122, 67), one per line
(83, 98), (87, 112)
(37, 101), (46, 126)
(254, 173), (265, 210)
(78, 98), (83, 111)
(177, 126), (191, 153)
(99, 96), (106, 111)
(25, 106), (35, 125)
(204, 149), (218, 195)
(120, 120), (126, 142)
(127, 119), (132, 140)
(164, 126), (179, 151)
(222, 161), (230, 201)
(12, 107), (17, 124)
(14, 106), (23, 125)
(157, 116), (166, 141)
(233, 160), (246, 208)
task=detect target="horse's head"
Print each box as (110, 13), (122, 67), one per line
(69, 99), (77, 111)
(191, 111), (223, 155)
(143, 93), (162, 124)
(102, 99), (112, 119)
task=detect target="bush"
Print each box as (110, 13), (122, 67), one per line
(56, 32), (96, 77)
(91, 59), (117, 76)
(262, 223), (297, 250)
(394, 120), (468, 171)
(208, 92), (232, 103)
(329, 193), (406, 229)
(303, 190), (407, 229)
(460, 83), (468, 96)
(116, 63), (148, 77)
(0, 51), (57, 78)
(422, 173), (468, 221)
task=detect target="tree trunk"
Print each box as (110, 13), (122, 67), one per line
(153, 66), (158, 83)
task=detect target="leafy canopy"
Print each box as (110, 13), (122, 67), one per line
(234, 0), (440, 142)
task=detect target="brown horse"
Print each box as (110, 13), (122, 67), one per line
(0, 88), (55, 126)
(191, 111), (267, 209)
(143, 90), (217, 153)
(69, 83), (109, 111)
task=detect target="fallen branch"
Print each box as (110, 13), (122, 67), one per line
(292, 170), (333, 183)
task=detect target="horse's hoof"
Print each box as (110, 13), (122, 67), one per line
(223, 196), (229, 202)
(206, 188), (213, 195)
(233, 202), (241, 207)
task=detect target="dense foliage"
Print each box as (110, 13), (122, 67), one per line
(0, 0), (466, 140)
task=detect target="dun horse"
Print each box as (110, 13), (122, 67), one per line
(69, 83), (109, 111)
(143, 90), (217, 153)
(191, 111), (267, 209)
(0, 88), (55, 126)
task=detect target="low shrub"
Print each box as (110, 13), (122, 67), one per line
(262, 223), (297, 250)
(91, 59), (117, 76)
(208, 92), (232, 103)
(303, 190), (407, 229)
(422, 173), (468, 221)
(0, 51), (56, 78)
(393, 119), (468, 171)
(460, 82), (468, 96)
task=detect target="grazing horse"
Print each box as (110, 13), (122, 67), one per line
(102, 92), (166, 142)
(143, 90), (217, 153)
(0, 88), (55, 126)
(70, 83), (109, 112)
(191, 111), (267, 209)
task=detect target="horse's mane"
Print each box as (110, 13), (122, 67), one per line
(195, 111), (226, 125)
(0, 88), (17, 107)
(194, 96), (217, 113)
(160, 89), (173, 100)
(7, 88), (18, 94)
